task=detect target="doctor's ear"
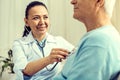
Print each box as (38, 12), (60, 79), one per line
(24, 18), (29, 27)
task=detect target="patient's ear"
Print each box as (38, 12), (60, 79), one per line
(96, 0), (104, 7)
(24, 18), (29, 27)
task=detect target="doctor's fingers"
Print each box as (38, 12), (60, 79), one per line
(51, 48), (69, 53)
(49, 50), (68, 60)
(50, 54), (66, 63)
(51, 51), (68, 59)
(48, 53), (65, 63)
(51, 48), (69, 56)
(54, 51), (69, 60)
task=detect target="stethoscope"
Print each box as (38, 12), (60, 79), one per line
(25, 26), (58, 71)
(35, 38), (59, 71)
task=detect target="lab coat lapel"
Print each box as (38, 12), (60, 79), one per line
(32, 42), (43, 57)
(25, 32), (43, 57)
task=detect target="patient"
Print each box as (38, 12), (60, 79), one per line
(53, 0), (120, 80)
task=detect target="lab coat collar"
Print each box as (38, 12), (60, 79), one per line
(22, 32), (56, 44)
(22, 32), (35, 44)
(20, 32), (57, 57)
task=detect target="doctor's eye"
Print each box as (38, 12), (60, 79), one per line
(43, 15), (48, 20)
(32, 16), (40, 20)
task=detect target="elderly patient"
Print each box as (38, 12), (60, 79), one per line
(53, 0), (120, 80)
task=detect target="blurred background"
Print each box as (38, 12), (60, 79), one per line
(0, 0), (120, 80)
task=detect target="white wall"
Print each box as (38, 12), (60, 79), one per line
(112, 0), (120, 32)
(0, 0), (120, 58)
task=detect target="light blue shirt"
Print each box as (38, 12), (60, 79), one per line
(12, 32), (74, 80)
(53, 25), (120, 80)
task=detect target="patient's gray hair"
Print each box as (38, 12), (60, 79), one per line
(104, 0), (116, 18)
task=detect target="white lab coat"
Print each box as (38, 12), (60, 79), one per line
(12, 32), (74, 80)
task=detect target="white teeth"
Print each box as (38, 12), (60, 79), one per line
(36, 25), (46, 29)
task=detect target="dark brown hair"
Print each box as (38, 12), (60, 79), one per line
(22, 1), (48, 37)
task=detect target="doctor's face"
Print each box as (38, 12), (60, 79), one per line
(71, 0), (96, 22)
(25, 5), (49, 36)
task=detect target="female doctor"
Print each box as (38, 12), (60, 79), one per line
(12, 1), (74, 80)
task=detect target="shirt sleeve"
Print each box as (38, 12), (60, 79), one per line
(12, 40), (28, 80)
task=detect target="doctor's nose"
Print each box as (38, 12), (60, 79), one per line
(39, 18), (45, 25)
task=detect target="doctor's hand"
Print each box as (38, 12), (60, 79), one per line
(47, 48), (69, 64)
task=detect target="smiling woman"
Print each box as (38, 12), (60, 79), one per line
(0, 0), (85, 60)
(12, 1), (74, 80)
(24, 5), (49, 40)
